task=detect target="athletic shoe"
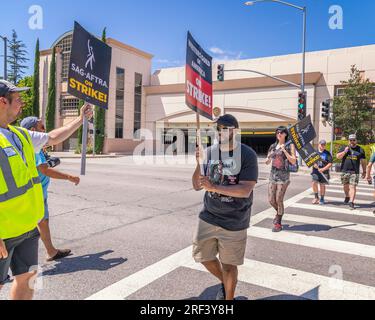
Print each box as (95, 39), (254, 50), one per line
(319, 199), (325, 205)
(344, 197), (350, 204)
(272, 223), (283, 233)
(216, 284), (226, 300)
(349, 203), (355, 210)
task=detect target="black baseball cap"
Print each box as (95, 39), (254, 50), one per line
(0, 80), (30, 97)
(214, 114), (239, 129)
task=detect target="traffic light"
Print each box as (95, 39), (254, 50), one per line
(298, 91), (307, 120)
(321, 100), (330, 122)
(217, 64), (224, 82)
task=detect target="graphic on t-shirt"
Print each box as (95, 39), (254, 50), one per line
(270, 147), (288, 171)
(207, 159), (239, 202)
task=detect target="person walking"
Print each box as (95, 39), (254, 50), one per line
(311, 140), (333, 205)
(266, 126), (297, 232)
(20, 117), (80, 262)
(0, 80), (92, 300)
(192, 114), (258, 300)
(336, 134), (367, 210)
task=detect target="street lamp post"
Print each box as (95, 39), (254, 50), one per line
(245, 0), (307, 104)
(0, 36), (7, 81)
(245, 0), (307, 166)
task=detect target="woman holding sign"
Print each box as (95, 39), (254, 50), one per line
(266, 126), (297, 232)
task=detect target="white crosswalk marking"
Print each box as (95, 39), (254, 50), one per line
(248, 226), (375, 259)
(183, 259), (375, 300)
(289, 203), (375, 218)
(282, 214), (375, 234)
(326, 189), (374, 197)
(86, 181), (375, 301)
(305, 195), (374, 205)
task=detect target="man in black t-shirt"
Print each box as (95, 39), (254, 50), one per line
(192, 114), (258, 301)
(311, 140), (333, 205)
(336, 134), (367, 210)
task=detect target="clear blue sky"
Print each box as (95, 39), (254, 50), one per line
(0, 0), (374, 76)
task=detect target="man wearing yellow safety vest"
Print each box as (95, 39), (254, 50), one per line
(0, 80), (93, 300)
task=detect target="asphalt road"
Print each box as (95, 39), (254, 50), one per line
(1, 155), (374, 300)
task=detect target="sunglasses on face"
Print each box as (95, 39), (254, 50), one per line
(276, 131), (286, 135)
(217, 126), (235, 132)
(349, 139), (357, 142)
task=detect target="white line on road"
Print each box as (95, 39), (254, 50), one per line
(289, 203), (375, 218)
(282, 214), (375, 234)
(248, 226), (375, 259)
(85, 247), (192, 300)
(328, 185), (374, 192)
(305, 195), (374, 205)
(183, 259), (375, 300)
(326, 189), (374, 197)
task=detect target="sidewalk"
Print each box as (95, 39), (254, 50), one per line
(50, 151), (130, 159)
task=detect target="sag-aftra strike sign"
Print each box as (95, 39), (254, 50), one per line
(185, 32), (213, 120)
(68, 22), (112, 109)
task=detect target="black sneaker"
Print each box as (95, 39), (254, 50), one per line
(216, 284), (226, 300)
(344, 197), (350, 204)
(349, 203), (355, 210)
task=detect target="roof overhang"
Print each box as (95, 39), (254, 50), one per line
(145, 72), (322, 96)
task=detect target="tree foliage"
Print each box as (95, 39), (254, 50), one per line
(45, 47), (56, 132)
(7, 30), (29, 84)
(333, 65), (375, 144)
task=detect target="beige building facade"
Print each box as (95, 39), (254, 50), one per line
(39, 32), (375, 154)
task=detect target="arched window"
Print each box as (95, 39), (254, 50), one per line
(53, 32), (73, 81)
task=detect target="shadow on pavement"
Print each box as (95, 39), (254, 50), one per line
(283, 224), (332, 232)
(41, 250), (127, 277)
(184, 284), (249, 301)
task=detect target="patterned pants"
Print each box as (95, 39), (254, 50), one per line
(268, 182), (290, 216)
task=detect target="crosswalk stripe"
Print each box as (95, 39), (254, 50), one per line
(85, 247), (193, 300)
(330, 181), (374, 187)
(325, 189), (374, 197)
(183, 259), (375, 300)
(282, 214), (375, 234)
(248, 226), (375, 259)
(329, 185), (374, 192)
(289, 203), (375, 218)
(305, 195), (374, 205)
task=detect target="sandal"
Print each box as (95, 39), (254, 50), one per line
(47, 249), (72, 262)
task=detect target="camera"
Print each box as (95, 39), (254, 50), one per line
(44, 152), (61, 168)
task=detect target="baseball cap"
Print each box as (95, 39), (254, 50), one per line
(349, 134), (357, 140)
(319, 139), (327, 145)
(0, 80), (30, 97)
(20, 117), (39, 130)
(214, 114), (239, 129)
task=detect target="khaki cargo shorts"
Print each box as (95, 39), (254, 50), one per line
(341, 172), (360, 186)
(192, 219), (248, 266)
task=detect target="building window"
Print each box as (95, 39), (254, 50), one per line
(60, 97), (80, 117)
(134, 73), (142, 138)
(115, 68), (125, 139)
(55, 34), (73, 82)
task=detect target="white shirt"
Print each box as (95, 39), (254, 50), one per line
(0, 127), (49, 161)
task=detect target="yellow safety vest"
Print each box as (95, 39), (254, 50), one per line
(0, 126), (44, 240)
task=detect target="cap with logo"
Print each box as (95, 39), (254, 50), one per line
(349, 134), (357, 140)
(0, 80), (30, 97)
(214, 114), (239, 129)
(319, 140), (327, 145)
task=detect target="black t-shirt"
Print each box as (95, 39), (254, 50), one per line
(199, 143), (259, 231)
(312, 150), (333, 177)
(339, 145), (366, 174)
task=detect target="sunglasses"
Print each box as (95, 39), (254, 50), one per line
(276, 131), (287, 135)
(217, 126), (235, 132)
(349, 139), (357, 142)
